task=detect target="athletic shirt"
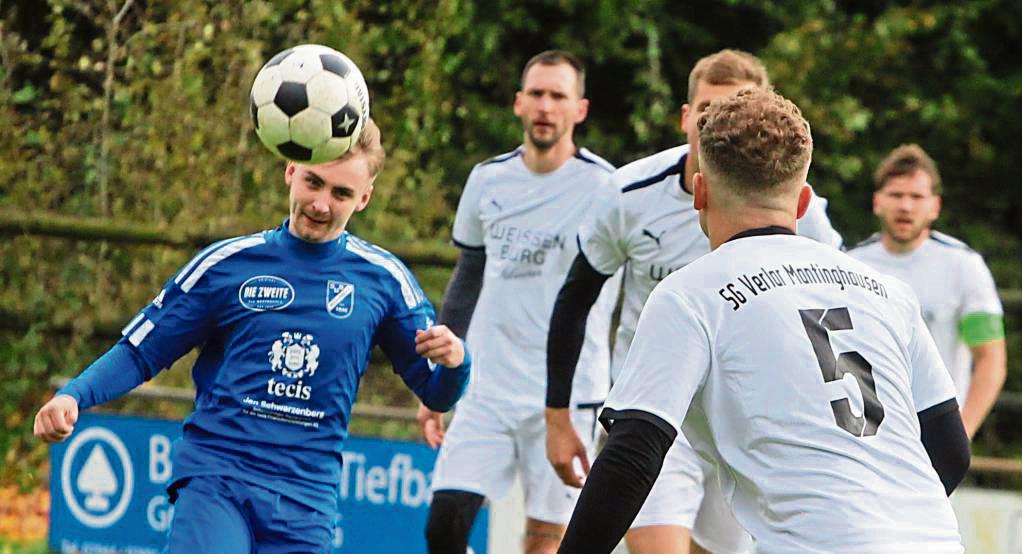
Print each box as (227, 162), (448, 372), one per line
(606, 232), (963, 553)
(849, 231), (1003, 406)
(452, 147), (618, 409)
(578, 144), (844, 379)
(118, 223), (440, 514)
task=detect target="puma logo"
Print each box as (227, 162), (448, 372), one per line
(642, 228), (667, 247)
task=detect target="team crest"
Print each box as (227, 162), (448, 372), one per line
(268, 331), (320, 379)
(326, 280), (355, 319)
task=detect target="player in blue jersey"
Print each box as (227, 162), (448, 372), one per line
(33, 118), (472, 553)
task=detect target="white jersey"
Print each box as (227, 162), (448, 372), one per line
(452, 147), (618, 410)
(578, 144), (843, 379)
(848, 231), (1003, 406)
(606, 232), (962, 553)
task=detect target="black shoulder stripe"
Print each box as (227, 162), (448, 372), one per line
(850, 233), (882, 250)
(621, 161), (683, 193)
(574, 150), (614, 172)
(929, 231), (974, 252)
(479, 148), (522, 166)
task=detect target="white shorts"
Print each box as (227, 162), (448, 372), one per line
(430, 399), (600, 525)
(631, 435), (753, 554)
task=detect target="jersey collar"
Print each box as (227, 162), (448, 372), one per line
(725, 225), (796, 243)
(279, 218), (346, 257)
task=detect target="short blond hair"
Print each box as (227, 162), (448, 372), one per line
(688, 49), (770, 103)
(340, 117), (385, 178)
(873, 144), (941, 195)
(697, 87), (812, 195)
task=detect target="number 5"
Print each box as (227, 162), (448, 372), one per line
(799, 308), (885, 437)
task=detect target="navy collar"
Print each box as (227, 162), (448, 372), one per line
(725, 225), (796, 244)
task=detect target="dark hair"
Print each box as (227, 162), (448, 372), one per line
(873, 144), (942, 194)
(521, 50), (586, 97)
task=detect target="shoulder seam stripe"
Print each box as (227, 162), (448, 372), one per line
(574, 150), (614, 172)
(621, 162), (684, 193)
(850, 234), (882, 250)
(347, 238), (424, 309)
(929, 232), (972, 251)
(175, 235), (251, 286)
(479, 148), (523, 166)
(181, 235), (266, 293)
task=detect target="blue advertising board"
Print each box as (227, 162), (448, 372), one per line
(49, 412), (488, 553)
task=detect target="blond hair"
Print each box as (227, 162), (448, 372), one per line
(697, 87), (812, 195)
(688, 49), (770, 102)
(873, 144), (941, 194)
(339, 117), (385, 178)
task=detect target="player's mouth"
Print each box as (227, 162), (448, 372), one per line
(303, 213), (330, 226)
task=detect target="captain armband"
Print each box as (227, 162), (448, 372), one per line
(959, 312), (1005, 347)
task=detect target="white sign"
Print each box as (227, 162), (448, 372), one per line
(60, 427), (134, 528)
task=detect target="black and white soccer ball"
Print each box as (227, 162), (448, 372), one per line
(250, 44), (369, 164)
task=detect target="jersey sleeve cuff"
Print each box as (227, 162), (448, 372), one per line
(576, 235), (617, 277)
(917, 397), (959, 423)
(451, 238), (485, 251)
(599, 407), (678, 443)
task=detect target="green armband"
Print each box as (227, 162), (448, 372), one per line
(959, 312), (1005, 346)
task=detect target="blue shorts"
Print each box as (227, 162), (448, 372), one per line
(166, 475), (335, 554)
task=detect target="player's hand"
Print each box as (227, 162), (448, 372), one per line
(416, 402), (446, 448)
(34, 394), (79, 443)
(415, 325), (465, 368)
(545, 408), (590, 488)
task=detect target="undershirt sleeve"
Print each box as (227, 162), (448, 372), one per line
(918, 398), (970, 495)
(438, 248), (486, 339)
(546, 252), (612, 408)
(558, 418), (674, 553)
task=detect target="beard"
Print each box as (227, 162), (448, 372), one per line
(526, 122), (563, 150)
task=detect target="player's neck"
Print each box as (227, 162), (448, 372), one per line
(682, 153), (697, 194)
(880, 229), (930, 255)
(522, 137), (576, 174)
(708, 209), (796, 250)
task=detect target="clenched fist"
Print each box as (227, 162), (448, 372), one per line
(34, 394), (79, 443)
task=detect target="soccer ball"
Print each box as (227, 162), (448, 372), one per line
(250, 44), (370, 164)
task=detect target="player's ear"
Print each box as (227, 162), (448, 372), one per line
(575, 97), (590, 123)
(872, 190), (882, 216)
(355, 184), (374, 212)
(512, 91), (525, 117)
(680, 104), (691, 136)
(931, 195), (942, 220)
(693, 172), (707, 211)
(284, 162), (296, 187)
(795, 184), (812, 219)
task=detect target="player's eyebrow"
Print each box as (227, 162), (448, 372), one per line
(305, 170), (325, 185)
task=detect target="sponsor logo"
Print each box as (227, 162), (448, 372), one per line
(267, 331), (320, 400)
(239, 275), (295, 311)
(327, 280), (356, 319)
(151, 290), (166, 309)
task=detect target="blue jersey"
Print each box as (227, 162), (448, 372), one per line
(69, 222), (463, 514)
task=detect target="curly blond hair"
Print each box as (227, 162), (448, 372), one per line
(696, 87), (812, 195)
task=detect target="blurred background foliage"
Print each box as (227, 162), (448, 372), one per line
(1, 0), (1020, 493)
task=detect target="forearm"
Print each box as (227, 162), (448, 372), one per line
(919, 398), (970, 495)
(419, 343), (471, 412)
(961, 342), (1007, 438)
(439, 249), (485, 338)
(546, 253), (611, 408)
(58, 343), (155, 410)
(558, 418), (674, 553)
